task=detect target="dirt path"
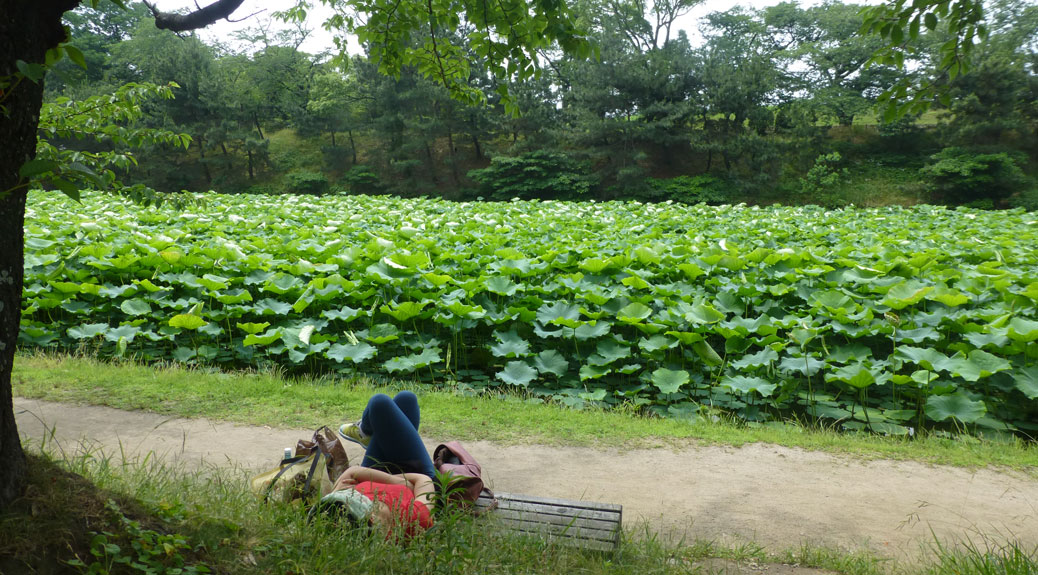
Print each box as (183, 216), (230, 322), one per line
(15, 397), (1038, 565)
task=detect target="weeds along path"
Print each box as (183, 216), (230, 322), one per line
(15, 397), (1038, 563)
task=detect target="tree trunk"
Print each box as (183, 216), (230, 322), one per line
(446, 128), (459, 185)
(253, 113), (264, 140)
(1, 0), (82, 509)
(348, 130), (357, 165)
(247, 149), (254, 180)
(198, 135), (212, 183)
(331, 131), (336, 147)
(471, 133), (483, 161)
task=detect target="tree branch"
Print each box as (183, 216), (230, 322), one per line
(142, 0), (249, 32)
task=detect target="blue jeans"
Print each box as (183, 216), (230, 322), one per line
(359, 391), (436, 478)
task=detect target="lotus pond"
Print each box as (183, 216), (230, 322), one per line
(20, 192), (1038, 435)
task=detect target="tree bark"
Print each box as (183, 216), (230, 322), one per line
(1, 0), (81, 510)
(252, 113), (265, 140)
(144, 0), (247, 33)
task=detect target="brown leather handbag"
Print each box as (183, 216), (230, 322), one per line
(433, 441), (496, 510)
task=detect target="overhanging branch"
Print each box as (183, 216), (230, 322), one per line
(142, 0), (249, 32)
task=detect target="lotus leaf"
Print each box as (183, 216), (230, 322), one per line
(651, 368), (689, 393)
(327, 342), (377, 363)
(497, 361), (538, 387)
(721, 375), (777, 397)
(925, 393), (987, 423)
(533, 350), (569, 377)
(169, 314), (208, 330)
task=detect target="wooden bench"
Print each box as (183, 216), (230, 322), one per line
(475, 492), (622, 552)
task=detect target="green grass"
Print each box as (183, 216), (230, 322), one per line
(838, 163), (929, 208)
(0, 448), (816, 575)
(5, 446), (1035, 575)
(13, 352), (1038, 473)
(924, 537), (1038, 575)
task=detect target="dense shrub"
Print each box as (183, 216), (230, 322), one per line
(920, 147), (1030, 207)
(645, 175), (730, 205)
(342, 165), (385, 195)
(467, 151), (597, 200)
(800, 152), (849, 207)
(285, 170), (330, 195)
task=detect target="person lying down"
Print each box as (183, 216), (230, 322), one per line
(311, 391), (436, 536)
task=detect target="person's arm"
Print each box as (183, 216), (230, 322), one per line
(402, 473), (435, 504)
(333, 467), (434, 503)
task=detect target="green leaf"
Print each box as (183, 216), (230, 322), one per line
(120, 299), (152, 317)
(949, 350), (1011, 382)
(486, 276), (519, 296)
(490, 330), (531, 358)
(198, 274), (229, 291)
(496, 361), (537, 387)
(730, 347), (778, 370)
(579, 364), (611, 380)
(532, 350), (569, 377)
(364, 323), (400, 344)
(323, 305), (364, 322)
(18, 159), (60, 180)
(1007, 317), (1038, 343)
(925, 393), (987, 423)
(327, 342), (376, 363)
(104, 325), (140, 343)
(574, 321), (610, 341)
(169, 314), (208, 330)
(537, 302), (580, 325)
(380, 301), (428, 322)
(721, 375), (777, 397)
(64, 44), (87, 69)
(684, 303), (725, 325)
(172, 347), (196, 362)
(881, 281), (932, 310)
(1012, 366), (1038, 400)
(384, 347), (440, 373)
(617, 302), (652, 323)
(779, 355), (824, 376)
(927, 287), (970, 307)
(594, 339), (631, 363)
(639, 335), (674, 353)
(254, 298), (293, 316)
(237, 321), (271, 335)
(243, 329), (282, 346)
(896, 346), (957, 373)
(825, 363), (877, 389)
(692, 340), (723, 366)
(68, 323), (108, 339)
(651, 368), (689, 394)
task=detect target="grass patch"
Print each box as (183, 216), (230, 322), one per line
(0, 447), (821, 575)
(5, 446), (1034, 575)
(13, 352), (1038, 473)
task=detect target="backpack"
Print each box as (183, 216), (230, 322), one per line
(251, 426), (350, 503)
(433, 441), (496, 511)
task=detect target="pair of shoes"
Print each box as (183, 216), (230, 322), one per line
(338, 420), (370, 447)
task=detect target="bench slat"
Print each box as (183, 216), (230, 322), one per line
(491, 498), (621, 523)
(475, 491), (622, 551)
(493, 492), (623, 512)
(506, 527), (618, 552)
(496, 520), (620, 549)
(493, 508), (620, 533)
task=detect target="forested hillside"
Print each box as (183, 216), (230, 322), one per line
(46, 0), (1036, 208)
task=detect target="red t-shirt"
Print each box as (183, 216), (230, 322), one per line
(355, 481), (433, 536)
